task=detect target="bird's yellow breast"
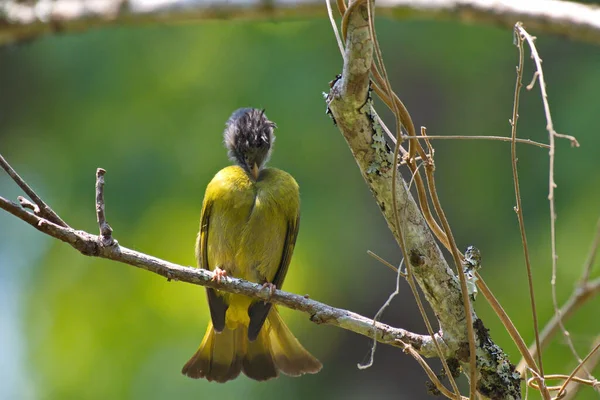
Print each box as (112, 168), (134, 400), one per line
(199, 165), (300, 326)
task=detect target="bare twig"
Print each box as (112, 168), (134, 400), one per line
(516, 24), (584, 381)
(326, 0), (345, 58)
(95, 168), (114, 247)
(17, 196), (39, 213)
(3, 0), (600, 46)
(527, 373), (600, 394)
(358, 257), (404, 369)
(0, 154), (69, 228)
(0, 191), (442, 357)
(367, 250), (406, 276)
(398, 135), (550, 149)
(511, 25), (547, 398)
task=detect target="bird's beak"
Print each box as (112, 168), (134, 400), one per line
(252, 163), (260, 180)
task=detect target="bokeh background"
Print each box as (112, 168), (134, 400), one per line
(1, 9), (599, 400)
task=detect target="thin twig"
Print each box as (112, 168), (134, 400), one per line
(326, 0), (345, 58)
(398, 135), (550, 149)
(527, 373), (600, 393)
(367, 250), (405, 276)
(358, 257), (404, 369)
(95, 168), (114, 247)
(17, 196), (39, 213)
(0, 153), (69, 228)
(516, 24), (584, 381)
(511, 25), (547, 399)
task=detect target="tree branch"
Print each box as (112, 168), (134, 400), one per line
(326, 0), (521, 398)
(95, 167), (114, 247)
(0, 154), (69, 227)
(0, 162), (441, 359)
(2, 0), (600, 47)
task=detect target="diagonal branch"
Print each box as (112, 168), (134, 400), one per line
(326, 0), (521, 398)
(2, 0), (600, 47)
(0, 154), (69, 228)
(0, 165), (441, 359)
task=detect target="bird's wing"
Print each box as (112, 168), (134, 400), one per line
(248, 212), (300, 341)
(198, 198), (228, 333)
(271, 212), (301, 289)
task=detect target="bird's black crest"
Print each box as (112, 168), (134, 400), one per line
(223, 108), (276, 174)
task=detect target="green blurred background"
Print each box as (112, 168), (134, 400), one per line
(1, 11), (599, 400)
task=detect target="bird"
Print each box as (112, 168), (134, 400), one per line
(181, 108), (322, 382)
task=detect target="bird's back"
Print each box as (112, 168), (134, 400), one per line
(202, 164), (300, 283)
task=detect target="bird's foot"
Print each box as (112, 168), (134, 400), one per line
(212, 267), (228, 283)
(261, 282), (277, 303)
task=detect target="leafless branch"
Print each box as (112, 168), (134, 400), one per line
(2, 0), (600, 46)
(0, 154), (69, 227)
(515, 24), (585, 385)
(398, 135), (550, 149)
(511, 24), (548, 398)
(0, 156), (444, 360)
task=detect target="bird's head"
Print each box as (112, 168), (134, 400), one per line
(224, 108), (276, 181)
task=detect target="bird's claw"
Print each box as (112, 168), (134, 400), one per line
(212, 267), (228, 283)
(261, 282), (277, 303)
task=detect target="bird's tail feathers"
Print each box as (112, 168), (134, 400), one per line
(181, 322), (244, 382)
(182, 309), (321, 382)
(268, 308), (322, 376)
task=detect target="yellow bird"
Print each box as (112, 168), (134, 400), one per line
(182, 108), (322, 382)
